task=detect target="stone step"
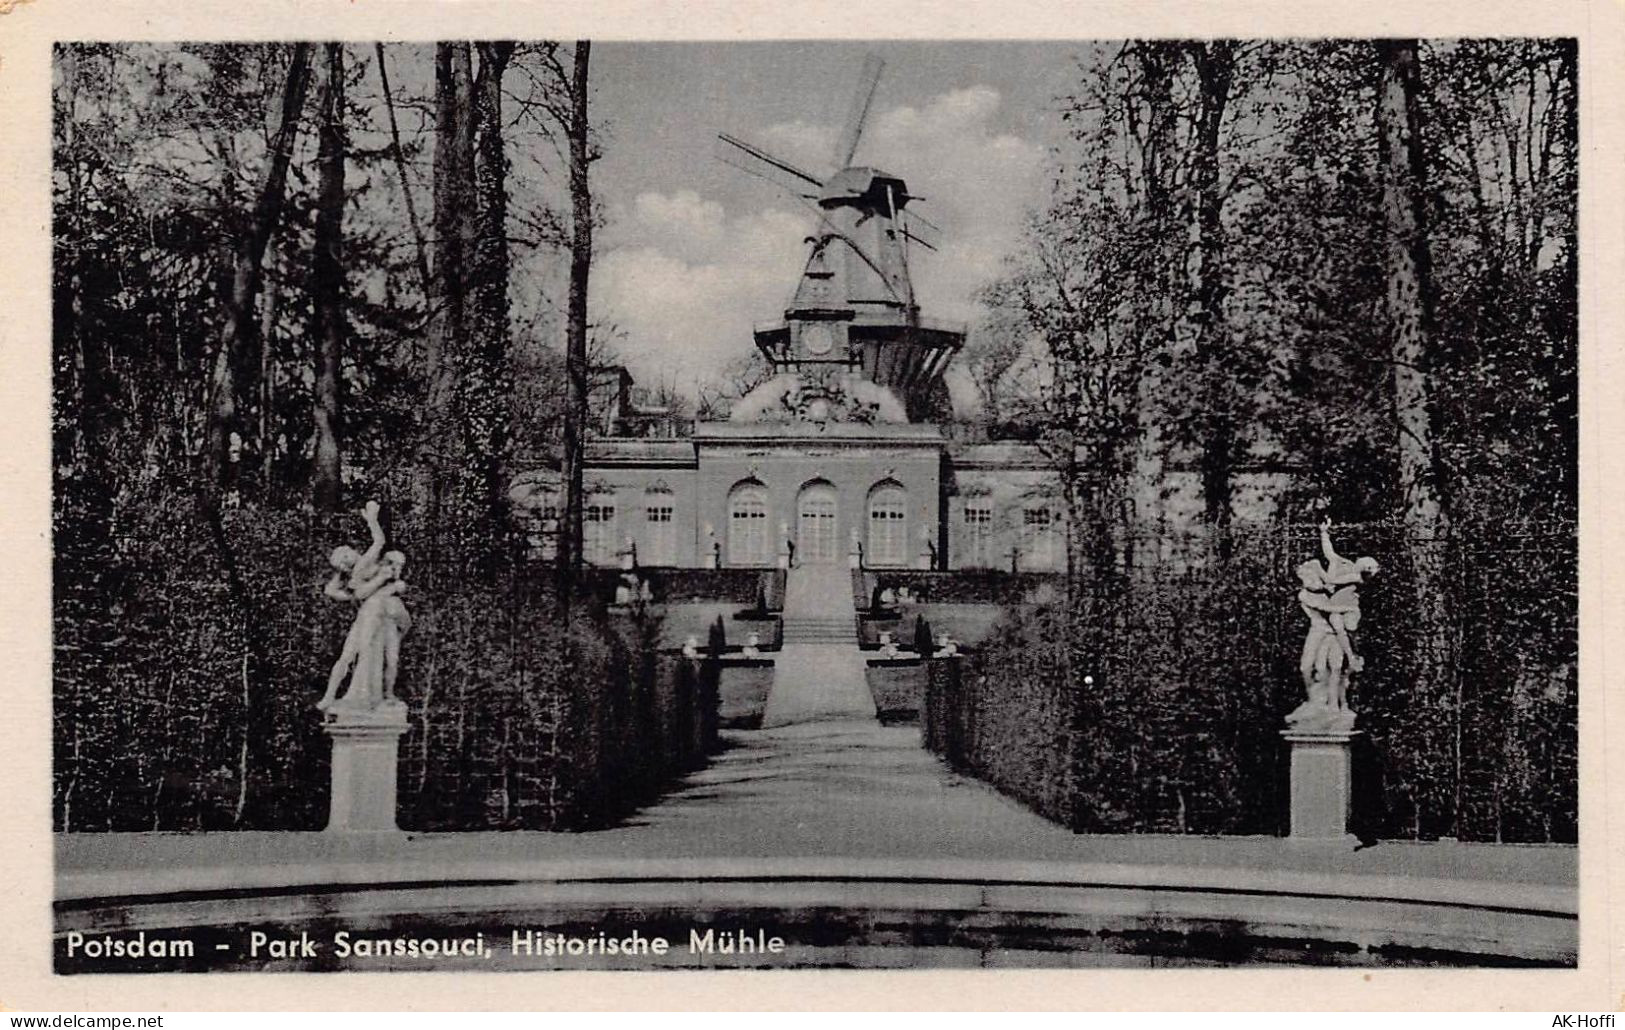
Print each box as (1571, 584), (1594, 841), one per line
(780, 610), (858, 644)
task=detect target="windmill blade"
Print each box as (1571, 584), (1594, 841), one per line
(899, 210), (940, 251)
(833, 53), (884, 170)
(900, 226), (938, 253)
(717, 133), (825, 196)
(718, 152), (820, 200)
(903, 203), (940, 234)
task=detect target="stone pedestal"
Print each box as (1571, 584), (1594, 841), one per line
(1281, 728), (1359, 841)
(325, 700), (410, 832)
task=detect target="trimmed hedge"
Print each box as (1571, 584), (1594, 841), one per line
(399, 602), (720, 831)
(864, 659), (926, 725)
(730, 615), (784, 651)
(53, 507), (720, 832)
(924, 522), (1576, 843)
(717, 660), (776, 729)
(857, 613), (903, 650)
(857, 569), (1063, 608)
(925, 649), (1073, 826)
(623, 567), (785, 608)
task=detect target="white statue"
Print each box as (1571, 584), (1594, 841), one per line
(318, 501), (411, 717)
(614, 568), (643, 606)
(682, 635), (700, 658)
(1285, 519), (1377, 732)
(743, 631), (761, 659)
(879, 630), (897, 658)
(703, 524), (720, 569)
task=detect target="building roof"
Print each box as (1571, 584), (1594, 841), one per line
(694, 420), (944, 447)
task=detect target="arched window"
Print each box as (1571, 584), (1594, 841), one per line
(728, 482), (770, 566)
(797, 481), (839, 564)
(643, 488), (677, 566)
(867, 483), (908, 567)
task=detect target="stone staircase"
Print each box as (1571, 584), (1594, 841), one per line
(762, 562), (872, 725)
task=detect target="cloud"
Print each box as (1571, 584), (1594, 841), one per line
(873, 85), (1003, 139)
(593, 200), (813, 390)
(860, 87), (1047, 327)
(759, 120), (840, 177)
(629, 189), (728, 251)
(595, 85), (1045, 400)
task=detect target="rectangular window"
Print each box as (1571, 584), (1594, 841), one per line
(962, 501), (993, 569)
(645, 503), (676, 566)
(1022, 507), (1055, 570)
(730, 499), (770, 565)
(585, 502), (617, 565)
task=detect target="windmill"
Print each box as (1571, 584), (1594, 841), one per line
(716, 54), (962, 421)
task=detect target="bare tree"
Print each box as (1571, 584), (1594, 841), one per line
(695, 351), (774, 421)
(957, 317), (1026, 429)
(205, 43), (314, 492)
(374, 43), (433, 301)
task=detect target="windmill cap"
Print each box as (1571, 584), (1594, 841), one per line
(819, 167), (912, 208)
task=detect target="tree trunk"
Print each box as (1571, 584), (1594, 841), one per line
(559, 41), (593, 605)
(472, 42), (517, 533)
(55, 47), (116, 537)
(257, 239), (279, 495)
(311, 43), (347, 511)
(418, 43), (476, 526)
(1188, 42), (1236, 540)
(1375, 38), (1452, 836)
(1375, 40), (1446, 538)
(1127, 42), (1178, 554)
(205, 43), (314, 492)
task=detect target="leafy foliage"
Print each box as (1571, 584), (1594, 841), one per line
(926, 521), (1575, 842)
(981, 39), (1575, 530)
(54, 507), (719, 832)
(946, 40), (1576, 844)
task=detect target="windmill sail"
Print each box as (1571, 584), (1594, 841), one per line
(715, 133), (825, 196)
(715, 54), (963, 421)
(833, 54), (884, 169)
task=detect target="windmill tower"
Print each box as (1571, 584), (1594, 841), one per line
(718, 55), (963, 421)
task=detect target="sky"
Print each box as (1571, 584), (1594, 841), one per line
(581, 42), (1086, 403)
